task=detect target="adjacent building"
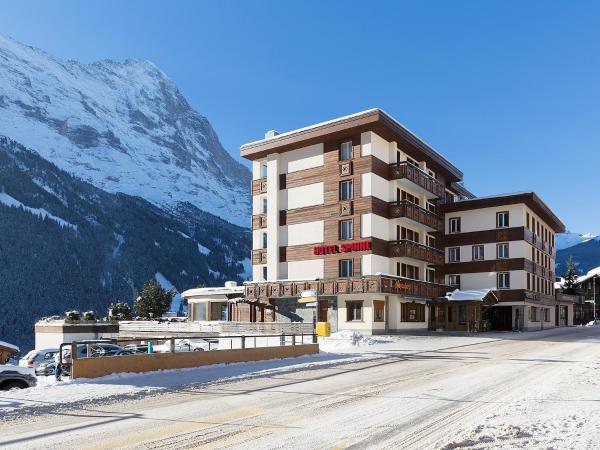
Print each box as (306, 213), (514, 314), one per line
(240, 109), (567, 333)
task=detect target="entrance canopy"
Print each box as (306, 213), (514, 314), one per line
(444, 289), (498, 304)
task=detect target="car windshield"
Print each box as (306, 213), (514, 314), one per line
(22, 351), (36, 360)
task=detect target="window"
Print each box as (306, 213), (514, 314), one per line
(400, 263), (420, 280)
(497, 272), (510, 289)
(449, 217), (461, 233)
(262, 197), (268, 214)
(339, 180), (353, 200)
(426, 202), (436, 213)
(400, 190), (420, 206)
(346, 301), (363, 321)
(497, 243), (509, 259)
(339, 219), (353, 240)
(262, 232), (268, 249)
(449, 274), (461, 287)
(531, 306), (538, 322)
(400, 226), (420, 243)
(261, 161), (268, 178)
(262, 266), (267, 281)
(496, 211), (509, 228)
(544, 308), (550, 322)
(427, 268), (435, 283)
(402, 303), (425, 322)
(426, 234), (436, 248)
(526, 212), (530, 229)
(472, 245), (484, 261)
(373, 300), (385, 322)
(340, 259), (353, 278)
(340, 141), (353, 160)
(406, 156), (419, 168)
(449, 247), (461, 262)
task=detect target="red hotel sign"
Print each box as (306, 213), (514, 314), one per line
(313, 241), (372, 255)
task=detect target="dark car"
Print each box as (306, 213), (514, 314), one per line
(0, 365), (37, 390)
(35, 361), (70, 377)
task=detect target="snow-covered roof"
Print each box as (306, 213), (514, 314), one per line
(445, 289), (495, 302)
(181, 285), (244, 299)
(0, 340), (19, 352)
(575, 267), (600, 285)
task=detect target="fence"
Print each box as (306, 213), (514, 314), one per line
(59, 333), (318, 379)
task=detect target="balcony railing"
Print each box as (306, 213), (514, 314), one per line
(388, 200), (444, 232)
(524, 259), (553, 280)
(251, 249), (267, 265)
(388, 239), (444, 265)
(389, 162), (445, 198)
(245, 275), (453, 300)
(524, 228), (554, 256)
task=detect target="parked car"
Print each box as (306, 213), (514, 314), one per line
(124, 344), (149, 354)
(19, 348), (59, 369)
(61, 342), (123, 362)
(35, 361), (71, 377)
(155, 338), (215, 353)
(0, 365), (37, 390)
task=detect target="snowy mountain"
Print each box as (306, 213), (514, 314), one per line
(556, 232), (599, 251)
(0, 136), (251, 352)
(0, 34), (250, 227)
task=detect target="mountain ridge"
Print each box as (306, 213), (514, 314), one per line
(0, 33), (251, 226)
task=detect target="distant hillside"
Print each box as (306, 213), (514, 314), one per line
(556, 239), (600, 275)
(0, 136), (251, 352)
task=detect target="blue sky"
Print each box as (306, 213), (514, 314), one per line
(1, 1), (599, 231)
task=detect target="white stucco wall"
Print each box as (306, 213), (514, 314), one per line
(287, 259), (324, 279)
(279, 143), (324, 174)
(448, 270), (527, 290)
(361, 213), (389, 241)
(282, 182), (324, 210)
(281, 220), (324, 246)
(361, 172), (390, 201)
(446, 204), (526, 233)
(361, 254), (390, 276)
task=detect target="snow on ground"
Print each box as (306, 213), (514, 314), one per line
(154, 272), (182, 314)
(0, 191), (77, 231)
(197, 242), (210, 255)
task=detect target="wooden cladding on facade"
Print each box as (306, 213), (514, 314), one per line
(388, 240), (444, 265)
(494, 289), (556, 306)
(251, 249), (267, 265)
(389, 162), (445, 198)
(388, 200), (444, 232)
(245, 275), (453, 300)
(251, 177), (267, 196)
(252, 214), (267, 229)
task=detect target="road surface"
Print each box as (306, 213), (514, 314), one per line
(1, 327), (599, 449)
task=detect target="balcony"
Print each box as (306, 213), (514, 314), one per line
(252, 249), (267, 265)
(388, 239), (444, 265)
(388, 200), (444, 232)
(244, 275), (453, 300)
(252, 214), (267, 229)
(251, 177), (267, 196)
(524, 259), (554, 280)
(389, 162), (445, 198)
(524, 228), (554, 256)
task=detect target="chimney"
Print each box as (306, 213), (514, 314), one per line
(265, 130), (279, 139)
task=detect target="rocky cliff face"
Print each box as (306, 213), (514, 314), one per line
(0, 34), (250, 226)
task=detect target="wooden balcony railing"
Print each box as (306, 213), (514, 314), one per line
(251, 249), (267, 265)
(244, 275), (453, 300)
(252, 214), (267, 229)
(251, 177), (268, 196)
(388, 240), (444, 265)
(388, 200), (444, 232)
(389, 162), (445, 198)
(523, 259), (553, 280)
(524, 228), (554, 256)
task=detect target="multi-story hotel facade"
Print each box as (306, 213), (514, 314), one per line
(240, 109), (569, 334)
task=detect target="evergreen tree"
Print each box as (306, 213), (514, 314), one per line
(108, 302), (133, 321)
(134, 279), (174, 319)
(563, 256), (578, 295)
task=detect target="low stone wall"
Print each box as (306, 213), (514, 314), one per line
(71, 343), (319, 379)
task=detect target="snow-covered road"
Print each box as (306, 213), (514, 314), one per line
(1, 327), (599, 449)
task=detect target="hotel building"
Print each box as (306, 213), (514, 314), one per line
(240, 109), (568, 333)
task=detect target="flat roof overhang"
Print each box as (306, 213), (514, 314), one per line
(240, 109), (463, 183)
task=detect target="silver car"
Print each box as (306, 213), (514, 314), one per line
(18, 348), (59, 369)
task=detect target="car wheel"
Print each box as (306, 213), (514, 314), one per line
(1, 380), (29, 390)
(193, 348), (204, 352)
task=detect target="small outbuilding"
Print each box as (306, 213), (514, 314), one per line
(430, 289), (498, 332)
(182, 281), (245, 322)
